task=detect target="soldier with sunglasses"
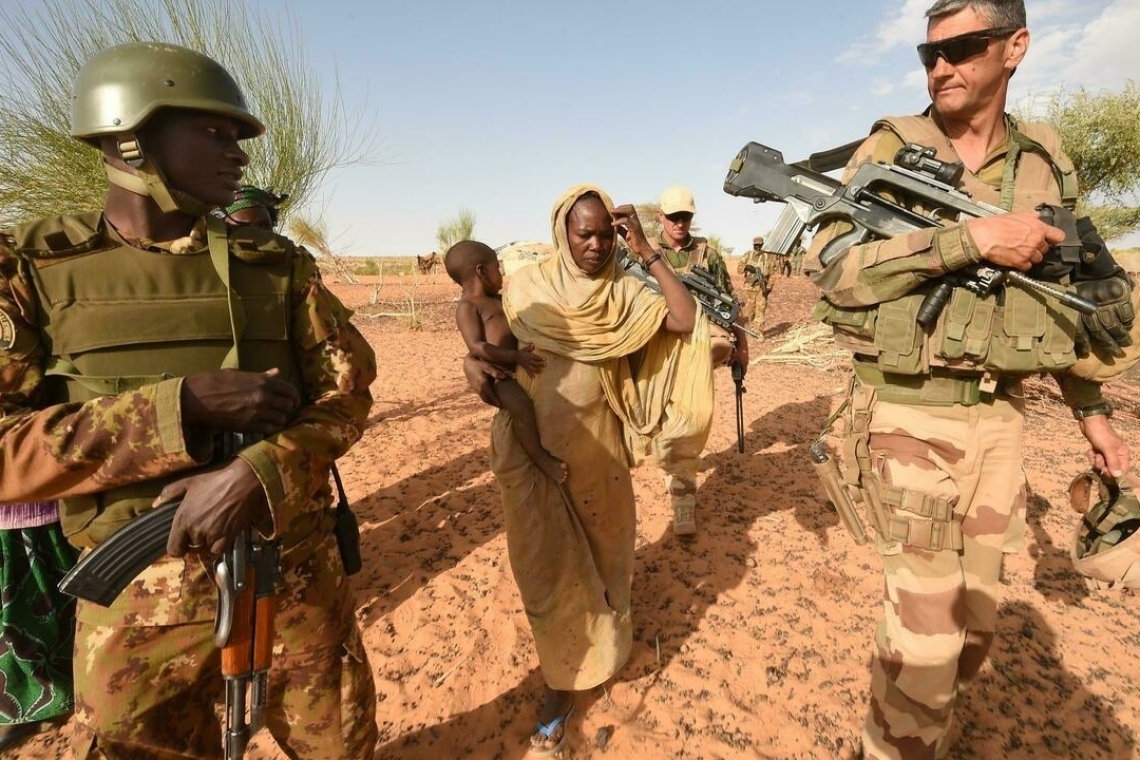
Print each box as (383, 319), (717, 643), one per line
(805, 1), (1138, 758)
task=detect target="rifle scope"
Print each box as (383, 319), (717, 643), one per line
(894, 144), (964, 187)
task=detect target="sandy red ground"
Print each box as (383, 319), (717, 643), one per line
(12, 270), (1140, 760)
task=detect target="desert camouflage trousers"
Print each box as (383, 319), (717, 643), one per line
(861, 394), (1025, 760)
(740, 284), (768, 332)
(71, 530), (378, 759)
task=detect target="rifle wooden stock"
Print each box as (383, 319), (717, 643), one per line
(57, 500), (180, 606)
(217, 535), (279, 760)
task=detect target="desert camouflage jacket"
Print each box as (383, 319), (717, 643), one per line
(0, 215), (376, 540)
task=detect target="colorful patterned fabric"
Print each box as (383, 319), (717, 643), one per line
(0, 521), (78, 725)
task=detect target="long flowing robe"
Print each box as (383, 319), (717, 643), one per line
(490, 185), (713, 690)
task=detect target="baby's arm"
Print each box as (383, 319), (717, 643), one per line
(457, 300), (529, 368)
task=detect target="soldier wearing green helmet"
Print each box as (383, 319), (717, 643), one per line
(0, 42), (378, 758)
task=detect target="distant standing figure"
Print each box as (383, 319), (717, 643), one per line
(737, 235), (774, 331)
(0, 501), (78, 752)
(651, 185), (749, 535)
(445, 240), (567, 483)
(789, 241), (805, 276)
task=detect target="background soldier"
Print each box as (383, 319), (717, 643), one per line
(223, 184), (289, 230)
(806, 1), (1137, 758)
(789, 240), (805, 276)
(738, 235), (774, 332)
(650, 185), (748, 534)
(0, 42), (378, 758)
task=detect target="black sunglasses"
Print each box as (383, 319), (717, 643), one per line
(664, 212), (693, 223)
(917, 26), (1018, 69)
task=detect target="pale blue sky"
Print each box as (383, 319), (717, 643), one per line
(11, 0), (1140, 254)
(283, 0), (1139, 256)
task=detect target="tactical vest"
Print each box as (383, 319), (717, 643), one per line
(815, 113), (1082, 379)
(11, 211), (302, 546)
(653, 235), (709, 274)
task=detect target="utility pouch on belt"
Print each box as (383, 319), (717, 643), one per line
(330, 463), (362, 576)
(809, 440), (868, 545)
(845, 380), (964, 553)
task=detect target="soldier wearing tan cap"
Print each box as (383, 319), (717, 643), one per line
(650, 186), (748, 535)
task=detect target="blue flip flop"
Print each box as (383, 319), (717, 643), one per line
(529, 703), (575, 757)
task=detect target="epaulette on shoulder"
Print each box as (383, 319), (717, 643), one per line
(226, 224), (296, 265)
(9, 211), (110, 259)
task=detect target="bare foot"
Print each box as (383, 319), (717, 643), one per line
(530, 688), (574, 756)
(537, 453), (569, 484)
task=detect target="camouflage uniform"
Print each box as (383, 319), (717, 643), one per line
(0, 215), (379, 759)
(651, 233), (736, 534)
(789, 243), (805, 276)
(808, 113), (1114, 760)
(737, 238), (774, 331)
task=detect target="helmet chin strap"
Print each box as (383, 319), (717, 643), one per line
(105, 135), (214, 218)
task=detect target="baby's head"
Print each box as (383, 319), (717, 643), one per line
(444, 240), (502, 291)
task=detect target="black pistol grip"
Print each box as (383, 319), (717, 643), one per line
(57, 500), (180, 607)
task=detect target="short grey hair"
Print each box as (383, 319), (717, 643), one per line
(924, 0), (1026, 28)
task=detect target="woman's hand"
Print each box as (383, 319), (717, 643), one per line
(611, 205), (653, 260)
(463, 355), (507, 407)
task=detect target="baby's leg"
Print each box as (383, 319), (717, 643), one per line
(495, 379), (568, 483)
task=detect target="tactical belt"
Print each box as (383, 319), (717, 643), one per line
(853, 359), (1018, 406)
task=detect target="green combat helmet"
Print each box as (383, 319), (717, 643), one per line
(1069, 470), (1140, 589)
(71, 41), (264, 216)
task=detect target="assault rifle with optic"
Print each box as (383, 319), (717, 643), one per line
(722, 141), (1099, 325)
(618, 251), (752, 452)
(618, 251), (759, 338)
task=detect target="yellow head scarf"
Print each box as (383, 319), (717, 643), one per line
(504, 184), (714, 464)
(504, 184), (670, 361)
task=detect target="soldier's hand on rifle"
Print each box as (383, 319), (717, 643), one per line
(1074, 276), (1136, 357)
(611, 205), (653, 259)
(160, 458), (272, 558)
(965, 211), (1066, 271)
(182, 368), (301, 435)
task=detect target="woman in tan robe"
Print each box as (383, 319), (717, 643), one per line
(482, 185), (713, 755)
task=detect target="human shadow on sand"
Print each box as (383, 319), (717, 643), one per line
(349, 445), (503, 627)
(1024, 489), (1091, 605)
(616, 394), (841, 725)
(954, 600), (1134, 758)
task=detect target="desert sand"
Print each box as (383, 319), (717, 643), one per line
(10, 270), (1140, 760)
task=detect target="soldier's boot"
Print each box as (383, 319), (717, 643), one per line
(671, 494), (697, 536)
(662, 470), (697, 535)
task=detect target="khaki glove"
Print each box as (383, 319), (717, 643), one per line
(1075, 275), (1135, 357)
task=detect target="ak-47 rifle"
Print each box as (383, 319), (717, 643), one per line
(215, 528), (279, 759)
(57, 432), (280, 760)
(618, 251), (759, 339)
(722, 141), (1100, 325)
